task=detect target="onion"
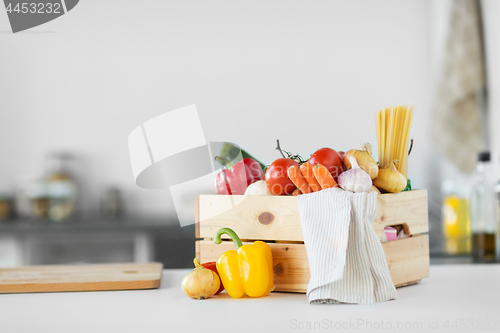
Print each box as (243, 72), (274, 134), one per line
(373, 160), (407, 193)
(181, 258), (221, 300)
(343, 143), (379, 179)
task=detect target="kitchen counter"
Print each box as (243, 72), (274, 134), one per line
(1, 264), (499, 333)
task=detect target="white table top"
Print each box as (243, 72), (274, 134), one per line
(2, 264), (499, 333)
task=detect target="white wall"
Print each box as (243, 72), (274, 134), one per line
(0, 0), (434, 221)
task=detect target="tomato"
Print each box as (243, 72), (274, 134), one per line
(201, 261), (224, 294)
(265, 158), (299, 195)
(308, 148), (344, 181)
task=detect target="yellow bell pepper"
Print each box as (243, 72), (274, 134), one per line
(215, 227), (274, 298)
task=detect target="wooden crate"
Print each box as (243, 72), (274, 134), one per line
(195, 190), (429, 293)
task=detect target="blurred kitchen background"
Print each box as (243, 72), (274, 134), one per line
(0, 0), (499, 267)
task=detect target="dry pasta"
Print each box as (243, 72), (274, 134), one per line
(375, 105), (413, 178)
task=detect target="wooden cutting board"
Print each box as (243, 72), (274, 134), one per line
(0, 262), (163, 294)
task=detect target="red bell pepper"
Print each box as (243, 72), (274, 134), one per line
(215, 158), (264, 195)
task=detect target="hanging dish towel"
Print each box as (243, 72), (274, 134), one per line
(431, 0), (486, 173)
(297, 188), (396, 304)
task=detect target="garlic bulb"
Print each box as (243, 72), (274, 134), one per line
(181, 258), (220, 300)
(338, 156), (372, 193)
(244, 180), (273, 195)
(343, 142), (379, 179)
(373, 160), (407, 193)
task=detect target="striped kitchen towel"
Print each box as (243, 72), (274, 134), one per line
(297, 188), (396, 304)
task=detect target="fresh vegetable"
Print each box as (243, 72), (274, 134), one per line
(337, 156), (372, 193)
(215, 228), (274, 298)
(215, 157), (264, 195)
(244, 180), (273, 195)
(181, 258), (221, 300)
(373, 160), (407, 193)
(201, 261), (225, 295)
(308, 148), (344, 181)
(370, 185), (381, 194)
(292, 189), (302, 196)
(215, 169), (244, 195)
(313, 164), (338, 189)
(287, 165), (312, 194)
(265, 158), (299, 195)
(343, 143), (379, 179)
(300, 162), (322, 192)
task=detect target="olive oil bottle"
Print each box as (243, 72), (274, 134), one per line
(470, 152), (496, 262)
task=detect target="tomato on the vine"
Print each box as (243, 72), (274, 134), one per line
(308, 148), (344, 181)
(265, 158), (298, 195)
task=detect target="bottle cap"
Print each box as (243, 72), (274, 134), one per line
(477, 151), (490, 162)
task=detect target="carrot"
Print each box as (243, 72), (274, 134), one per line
(313, 164), (338, 189)
(300, 162), (322, 192)
(292, 188), (302, 196)
(287, 165), (312, 194)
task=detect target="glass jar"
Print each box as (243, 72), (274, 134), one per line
(45, 153), (77, 222)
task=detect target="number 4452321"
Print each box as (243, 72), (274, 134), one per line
(5, 2), (62, 14)
(444, 319), (498, 330)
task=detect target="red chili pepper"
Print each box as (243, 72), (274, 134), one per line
(215, 158), (264, 195)
(201, 261), (225, 294)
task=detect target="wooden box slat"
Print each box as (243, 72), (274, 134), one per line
(196, 235), (429, 292)
(196, 190), (428, 240)
(197, 195), (303, 241)
(373, 190), (429, 238)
